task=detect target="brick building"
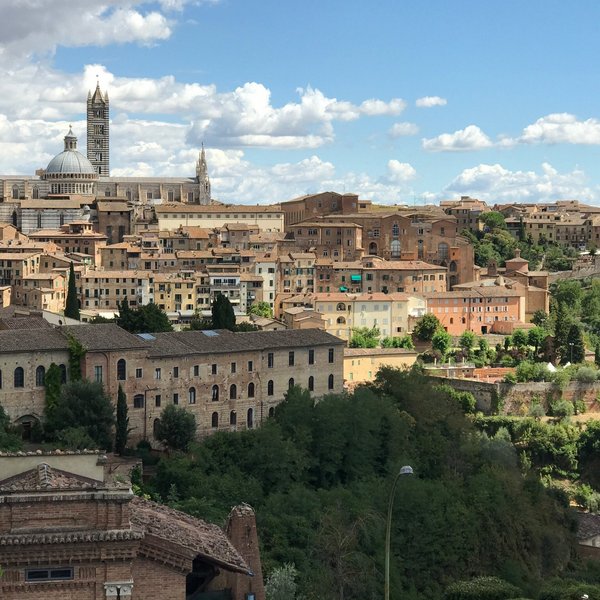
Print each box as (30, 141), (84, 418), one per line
(0, 451), (262, 600)
(0, 324), (344, 444)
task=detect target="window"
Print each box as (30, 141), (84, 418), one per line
(288, 377), (295, 390)
(136, 368), (143, 378)
(248, 382), (255, 398)
(230, 410), (237, 426)
(211, 385), (219, 401)
(26, 568), (73, 582)
(117, 358), (126, 380)
(155, 395), (161, 407)
(59, 364), (67, 384)
(211, 364), (217, 375)
(268, 407), (275, 418)
(211, 412), (219, 428)
(189, 387), (196, 404)
(173, 366), (179, 378)
(12, 366), (24, 388)
(35, 365), (45, 387)
(268, 352), (274, 368)
(229, 384), (237, 400)
(173, 393), (179, 405)
(247, 360), (253, 372)
(0, 369), (2, 389)
(288, 351), (295, 366)
(194, 365), (200, 377)
(328, 374), (334, 390)
(133, 394), (144, 409)
(308, 375), (314, 391)
(247, 408), (254, 429)
(308, 349), (315, 365)
(155, 368), (161, 380)
(94, 365), (102, 383)
(328, 348), (334, 363)
(268, 380), (274, 396)
(231, 362), (237, 374)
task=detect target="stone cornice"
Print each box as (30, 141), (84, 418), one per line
(0, 528), (144, 547)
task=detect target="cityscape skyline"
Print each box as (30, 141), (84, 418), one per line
(1, 0), (600, 204)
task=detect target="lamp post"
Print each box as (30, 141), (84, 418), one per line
(385, 465), (413, 600)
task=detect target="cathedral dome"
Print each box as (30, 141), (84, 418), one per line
(45, 127), (97, 177)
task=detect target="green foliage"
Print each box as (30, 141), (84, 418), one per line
(350, 326), (380, 348)
(479, 212), (507, 231)
(235, 321), (261, 332)
(549, 399), (574, 420)
(574, 366), (597, 383)
(189, 310), (212, 330)
(444, 576), (520, 600)
(578, 420), (600, 489)
(544, 245), (577, 272)
(55, 426), (97, 450)
(116, 299), (173, 333)
(45, 379), (115, 451)
(67, 335), (85, 381)
(44, 362), (62, 412)
(511, 329), (528, 348)
(531, 310), (549, 328)
(528, 327), (547, 353)
(538, 578), (600, 600)
(64, 261), (80, 320)
(0, 403), (22, 451)
(115, 384), (129, 455)
(155, 405), (197, 451)
(459, 330), (477, 356)
(249, 301), (273, 319)
(436, 384), (477, 413)
(265, 563), (299, 600)
(413, 313), (441, 341)
(553, 302), (572, 364)
(432, 328), (451, 358)
(211, 293), (236, 331)
(566, 324), (586, 364)
(515, 361), (551, 382)
(381, 334), (415, 349)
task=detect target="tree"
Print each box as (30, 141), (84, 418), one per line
(115, 384), (129, 455)
(381, 335), (415, 349)
(265, 563), (299, 600)
(528, 326), (546, 355)
(479, 211), (506, 231)
(595, 343), (600, 368)
(553, 302), (571, 363)
(64, 262), (80, 320)
(431, 328), (451, 359)
(249, 301), (273, 319)
(45, 380), (115, 451)
(116, 300), (173, 333)
(155, 405), (197, 451)
(44, 362), (62, 412)
(349, 326), (380, 348)
(511, 328), (528, 348)
(413, 313), (441, 341)
(211, 293), (236, 331)
(566, 324), (585, 364)
(458, 330), (476, 357)
(531, 309), (549, 328)
(0, 403), (22, 451)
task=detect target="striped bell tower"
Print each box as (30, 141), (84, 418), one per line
(87, 82), (110, 176)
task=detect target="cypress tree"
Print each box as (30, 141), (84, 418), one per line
(211, 294), (236, 331)
(595, 343), (600, 368)
(64, 262), (80, 320)
(554, 302), (571, 363)
(566, 324), (585, 364)
(115, 384), (129, 455)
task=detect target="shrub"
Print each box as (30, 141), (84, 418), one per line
(575, 366), (598, 383)
(444, 576), (521, 600)
(549, 399), (574, 419)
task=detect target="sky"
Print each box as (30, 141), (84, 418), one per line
(1, 0), (600, 205)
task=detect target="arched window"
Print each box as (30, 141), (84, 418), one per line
(229, 384), (237, 400)
(211, 412), (219, 428)
(0, 369), (3, 389)
(189, 387), (196, 404)
(336, 316), (346, 324)
(417, 239), (424, 260)
(133, 394), (144, 409)
(126, 190), (132, 202)
(12, 185), (19, 200)
(116, 358), (126, 381)
(211, 385), (219, 402)
(268, 407), (275, 418)
(288, 378), (295, 390)
(37, 213), (42, 229)
(247, 382), (255, 398)
(35, 365), (45, 387)
(368, 241), (378, 255)
(59, 213), (65, 226)
(328, 374), (334, 390)
(438, 242), (449, 261)
(390, 240), (401, 258)
(308, 375), (314, 391)
(230, 410), (237, 426)
(32, 187), (39, 199)
(14, 367), (24, 388)
(247, 408), (254, 429)
(449, 260), (457, 272)
(267, 380), (274, 396)
(392, 223), (400, 237)
(59, 364), (67, 384)
(336, 303), (346, 311)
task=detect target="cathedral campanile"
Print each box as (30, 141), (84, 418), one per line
(87, 82), (110, 176)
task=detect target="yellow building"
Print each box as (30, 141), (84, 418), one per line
(344, 347), (418, 384)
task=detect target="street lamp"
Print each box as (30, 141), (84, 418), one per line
(385, 465), (413, 600)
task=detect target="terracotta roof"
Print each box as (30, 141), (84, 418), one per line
(344, 347), (418, 356)
(130, 497), (251, 574)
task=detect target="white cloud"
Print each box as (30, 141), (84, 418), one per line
(443, 162), (595, 203)
(416, 96), (447, 108)
(519, 113), (600, 145)
(389, 122), (419, 138)
(422, 125), (493, 152)
(359, 98), (406, 116)
(386, 160), (416, 182)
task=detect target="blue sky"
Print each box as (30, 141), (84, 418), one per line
(1, 0), (600, 204)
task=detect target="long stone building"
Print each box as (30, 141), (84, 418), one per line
(0, 324), (344, 444)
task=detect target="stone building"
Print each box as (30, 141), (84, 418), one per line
(0, 450), (262, 600)
(0, 324), (344, 444)
(87, 82), (110, 176)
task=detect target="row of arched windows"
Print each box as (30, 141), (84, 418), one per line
(0, 364), (66, 389)
(211, 408), (255, 429)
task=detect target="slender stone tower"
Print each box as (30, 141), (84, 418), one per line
(195, 143), (211, 204)
(87, 82), (110, 176)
